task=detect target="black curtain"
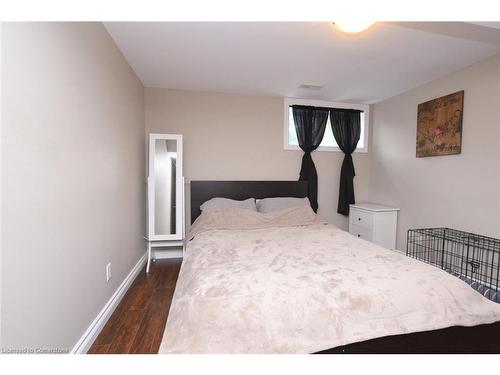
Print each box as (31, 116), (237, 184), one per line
(292, 105), (329, 212)
(330, 109), (362, 215)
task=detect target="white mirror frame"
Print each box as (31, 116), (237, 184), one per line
(147, 133), (184, 241)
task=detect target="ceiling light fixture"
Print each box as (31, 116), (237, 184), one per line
(333, 20), (375, 33)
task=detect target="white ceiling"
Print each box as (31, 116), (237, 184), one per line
(104, 22), (500, 104)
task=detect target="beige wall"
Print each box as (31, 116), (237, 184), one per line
(145, 88), (371, 229)
(3, 21), (497, 352)
(0, 23), (3, 349)
(369, 53), (500, 251)
(1, 23), (145, 350)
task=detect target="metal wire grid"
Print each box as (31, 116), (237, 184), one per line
(406, 228), (500, 303)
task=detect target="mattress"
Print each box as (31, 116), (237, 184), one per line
(159, 207), (500, 353)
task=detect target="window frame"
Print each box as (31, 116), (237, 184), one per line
(283, 97), (370, 153)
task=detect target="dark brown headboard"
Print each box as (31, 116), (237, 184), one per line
(190, 180), (308, 223)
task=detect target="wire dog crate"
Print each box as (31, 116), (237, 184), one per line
(406, 228), (500, 303)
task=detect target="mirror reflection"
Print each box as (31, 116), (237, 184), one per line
(154, 139), (177, 235)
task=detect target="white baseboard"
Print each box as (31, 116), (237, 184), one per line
(154, 248), (183, 259)
(70, 252), (147, 354)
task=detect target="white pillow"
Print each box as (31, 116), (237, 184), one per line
(200, 197), (257, 212)
(256, 197), (310, 213)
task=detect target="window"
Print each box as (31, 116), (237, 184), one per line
(283, 98), (369, 152)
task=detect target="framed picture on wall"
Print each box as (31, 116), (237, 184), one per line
(416, 90), (464, 157)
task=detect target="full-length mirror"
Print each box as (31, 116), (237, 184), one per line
(148, 134), (183, 240)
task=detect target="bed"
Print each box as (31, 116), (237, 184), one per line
(159, 181), (500, 353)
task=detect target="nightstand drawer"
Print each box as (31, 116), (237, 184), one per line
(350, 209), (373, 230)
(350, 224), (373, 242)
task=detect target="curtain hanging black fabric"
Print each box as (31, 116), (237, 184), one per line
(292, 105), (329, 212)
(329, 108), (362, 216)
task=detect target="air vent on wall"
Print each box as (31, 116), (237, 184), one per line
(298, 84), (323, 91)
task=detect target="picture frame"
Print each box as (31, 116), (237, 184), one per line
(416, 90), (464, 157)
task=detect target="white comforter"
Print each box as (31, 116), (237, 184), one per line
(159, 207), (500, 353)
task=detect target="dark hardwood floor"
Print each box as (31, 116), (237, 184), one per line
(88, 258), (182, 354)
(87, 256), (500, 354)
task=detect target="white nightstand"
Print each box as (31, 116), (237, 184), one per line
(349, 203), (400, 250)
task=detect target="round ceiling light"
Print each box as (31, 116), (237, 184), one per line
(333, 20), (375, 33)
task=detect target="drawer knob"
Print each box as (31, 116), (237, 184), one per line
(358, 218), (361, 221)
(357, 234), (361, 237)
